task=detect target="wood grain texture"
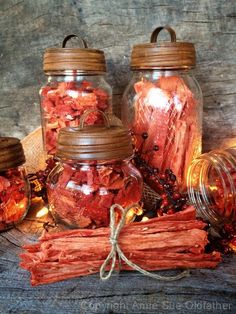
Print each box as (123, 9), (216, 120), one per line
(0, 0), (236, 151)
(0, 205), (235, 314)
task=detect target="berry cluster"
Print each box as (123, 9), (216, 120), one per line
(219, 224), (236, 253)
(133, 152), (188, 217)
(207, 223), (236, 254)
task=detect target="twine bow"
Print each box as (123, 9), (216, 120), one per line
(100, 204), (190, 281)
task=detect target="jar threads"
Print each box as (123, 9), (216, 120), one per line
(187, 148), (236, 225)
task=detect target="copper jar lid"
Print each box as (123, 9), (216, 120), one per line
(57, 110), (133, 161)
(131, 26), (196, 70)
(0, 137), (26, 171)
(43, 34), (106, 74)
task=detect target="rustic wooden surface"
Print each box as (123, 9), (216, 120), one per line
(0, 203), (235, 314)
(0, 0), (236, 151)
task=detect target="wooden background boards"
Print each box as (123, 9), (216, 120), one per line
(0, 0), (236, 151)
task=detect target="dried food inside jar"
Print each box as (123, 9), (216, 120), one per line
(47, 161), (142, 228)
(131, 76), (201, 191)
(40, 81), (111, 155)
(187, 149), (236, 225)
(0, 168), (29, 230)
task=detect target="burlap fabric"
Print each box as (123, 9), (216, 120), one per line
(143, 183), (161, 210)
(21, 127), (46, 173)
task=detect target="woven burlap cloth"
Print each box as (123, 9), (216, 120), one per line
(21, 127), (46, 173)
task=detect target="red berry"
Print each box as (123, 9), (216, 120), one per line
(142, 132), (148, 139)
(173, 193), (181, 200)
(162, 200), (169, 207)
(153, 168), (159, 174)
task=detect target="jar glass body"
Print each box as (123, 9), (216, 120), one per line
(122, 69), (202, 192)
(0, 166), (30, 231)
(47, 159), (143, 228)
(40, 72), (112, 156)
(187, 147), (236, 225)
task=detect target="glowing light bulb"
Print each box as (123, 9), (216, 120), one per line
(36, 207), (49, 218)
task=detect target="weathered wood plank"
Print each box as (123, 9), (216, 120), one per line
(0, 235), (235, 314)
(0, 0), (236, 151)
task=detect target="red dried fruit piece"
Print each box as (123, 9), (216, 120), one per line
(48, 162), (142, 228)
(114, 178), (141, 207)
(94, 88), (110, 110)
(0, 176), (10, 192)
(81, 80), (93, 89)
(98, 168), (113, 183)
(98, 193), (114, 209)
(83, 193), (110, 227)
(41, 81), (110, 155)
(98, 167), (124, 189)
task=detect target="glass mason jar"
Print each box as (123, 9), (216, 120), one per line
(187, 147), (236, 225)
(122, 26), (202, 195)
(0, 137), (30, 231)
(40, 34), (112, 156)
(47, 111), (143, 229)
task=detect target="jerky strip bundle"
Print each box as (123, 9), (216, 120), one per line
(20, 206), (221, 286)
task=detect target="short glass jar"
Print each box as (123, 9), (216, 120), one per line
(47, 111), (143, 229)
(187, 147), (236, 225)
(122, 26), (202, 194)
(40, 34), (112, 156)
(0, 138), (30, 231)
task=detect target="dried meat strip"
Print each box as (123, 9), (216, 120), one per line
(20, 207), (221, 286)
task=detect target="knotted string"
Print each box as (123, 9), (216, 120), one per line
(100, 204), (190, 281)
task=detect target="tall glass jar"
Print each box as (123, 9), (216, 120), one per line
(47, 111), (143, 229)
(0, 137), (30, 231)
(40, 34), (112, 156)
(187, 147), (236, 225)
(122, 26), (202, 195)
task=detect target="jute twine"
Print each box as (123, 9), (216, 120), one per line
(100, 204), (190, 281)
